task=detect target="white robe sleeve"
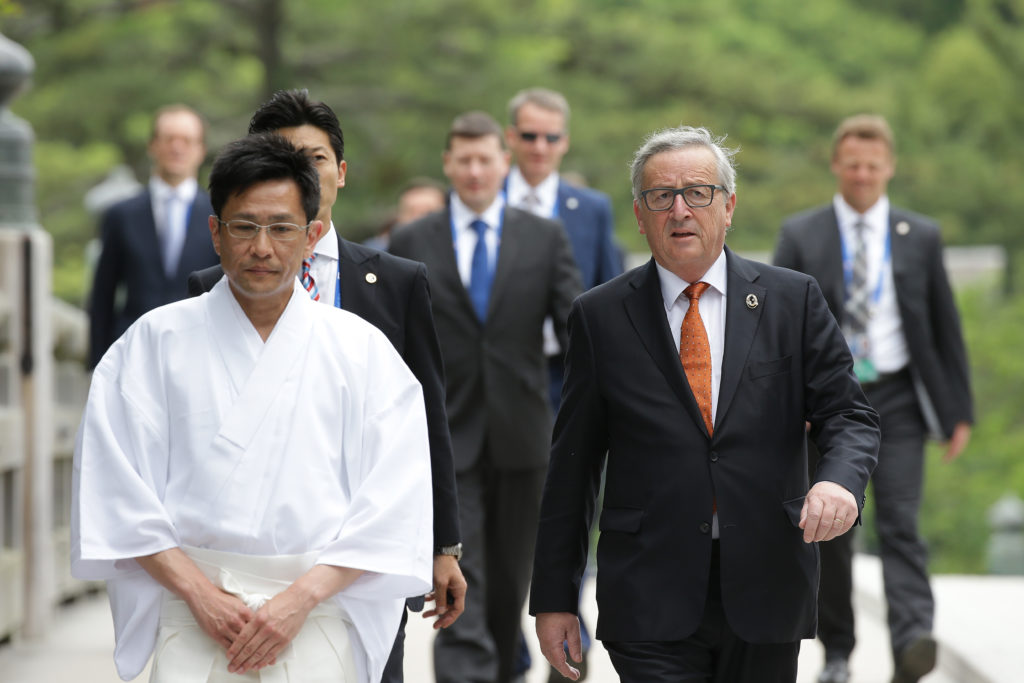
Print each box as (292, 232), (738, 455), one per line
(316, 327), (434, 601)
(72, 327), (180, 581)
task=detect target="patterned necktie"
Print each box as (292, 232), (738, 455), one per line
(845, 219), (871, 338)
(680, 282), (713, 435)
(301, 255), (320, 301)
(468, 219), (492, 321)
(521, 191), (543, 216)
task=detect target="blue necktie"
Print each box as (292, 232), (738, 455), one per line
(468, 219), (492, 321)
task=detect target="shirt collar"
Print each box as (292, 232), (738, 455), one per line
(150, 175), (198, 204)
(655, 249), (728, 312)
(449, 191), (506, 232)
(507, 166), (559, 211)
(313, 221), (340, 260)
(833, 193), (889, 237)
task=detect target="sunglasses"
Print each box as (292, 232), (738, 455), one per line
(518, 130), (563, 144)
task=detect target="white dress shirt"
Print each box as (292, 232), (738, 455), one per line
(307, 222), (342, 306)
(655, 250), (728, 537)
(150, 176), (197, 275)
(449, 192), (504, 287)
(833, 194), (909, 373)
(656, 250), (728, 428)
(506, 166), (559, 218)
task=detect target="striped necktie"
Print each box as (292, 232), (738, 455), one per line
(301, 255), (320, 301)
(844, 220), (871, 338)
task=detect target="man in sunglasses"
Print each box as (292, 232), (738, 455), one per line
(505, 87), (624, 409)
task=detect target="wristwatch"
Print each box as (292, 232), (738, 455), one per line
(436, 543), (463, 561)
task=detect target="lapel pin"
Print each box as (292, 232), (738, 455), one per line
(566, 197), (579, 210)
(365, 273), (378, 284)
(745, 293), (758, 309)
(896, 221), (910, 235)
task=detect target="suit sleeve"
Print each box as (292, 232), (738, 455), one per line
(923, 229), (974, 430)
(186, 265), (224, 297)
(772, 220), (802, 272)
(402, 262), (461, 547)
(530, 298), (607, 615)
(88, 209), (123, 369)
(594, 193), (624, 283)
(801, 277), (879, 509)
(548, 222), (584, 352)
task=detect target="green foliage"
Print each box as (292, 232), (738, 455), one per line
(4, 0), (1024, 571)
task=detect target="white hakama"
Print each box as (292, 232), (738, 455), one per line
(72, 279), (433, 683)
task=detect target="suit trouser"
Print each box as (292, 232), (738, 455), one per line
(434, 458), (546, 683)
(812, 370), (933, 661)
(604, 542), (800, 683)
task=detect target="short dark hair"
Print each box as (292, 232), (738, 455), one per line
(399, 175), (446, 198)
(445, 110), (504, 150)
(208, 133), (320, 223)
(249, 89), (345, 163)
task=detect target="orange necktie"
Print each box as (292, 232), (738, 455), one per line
(680, 282), (713, 435)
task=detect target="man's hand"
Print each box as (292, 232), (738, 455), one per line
(799, 481), (858, 543)
(423, 554), (467, 629)
(226, 587), (312, 674)
(136, 548), (254, 651)
(226, 563), (363, 674)
(536, 612), (582, 681)
(185, 584), (255, 651)
(943, 421), (971, 463)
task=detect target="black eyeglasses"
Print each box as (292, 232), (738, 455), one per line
(215, 218), (310, 241)
(639, 185), (727, 211)
(518, 130), (563, 144)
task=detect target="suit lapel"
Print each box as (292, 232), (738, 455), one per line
(716, 248), (765, 431)
(888, 209), (913, 293)
(137, 191), (164, 274)
(487, 208), (522, 318)
(174, 196), (210, 280)
(427, 211), (479, 321)
(623, 260), (706, 430)
(337, 237), (379, 317)
(816, 210), (845, 315)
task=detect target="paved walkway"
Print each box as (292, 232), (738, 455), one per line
(1, 554), (1020, 682)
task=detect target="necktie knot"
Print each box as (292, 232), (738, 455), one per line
(470, 219), (488, 236)
(301, 255), (320, 302)
(684, 281), (711, 303)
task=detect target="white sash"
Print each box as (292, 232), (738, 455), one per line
(149, 546), (357, 683)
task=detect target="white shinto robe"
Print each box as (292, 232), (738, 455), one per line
(71, 278), (433, 682)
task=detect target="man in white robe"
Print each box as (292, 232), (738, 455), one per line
(72, 133), (433, 683)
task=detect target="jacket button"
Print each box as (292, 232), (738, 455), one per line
(710, 451), (719, 462)
(699, 522), (711, 534)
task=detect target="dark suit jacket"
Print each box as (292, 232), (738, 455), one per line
(773, 205), (973, 438)
(554, 180), (623, 290)
(529, 248), (879, 644)
(186, 237), (461, 548)
(388, 207), (582, 473)
(89, 189), (219, 368)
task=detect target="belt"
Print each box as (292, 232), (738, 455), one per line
(861, 367), (910, 389)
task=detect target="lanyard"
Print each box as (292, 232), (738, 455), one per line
(334, 261), (341, 308)
(840, 222), (890, 308)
